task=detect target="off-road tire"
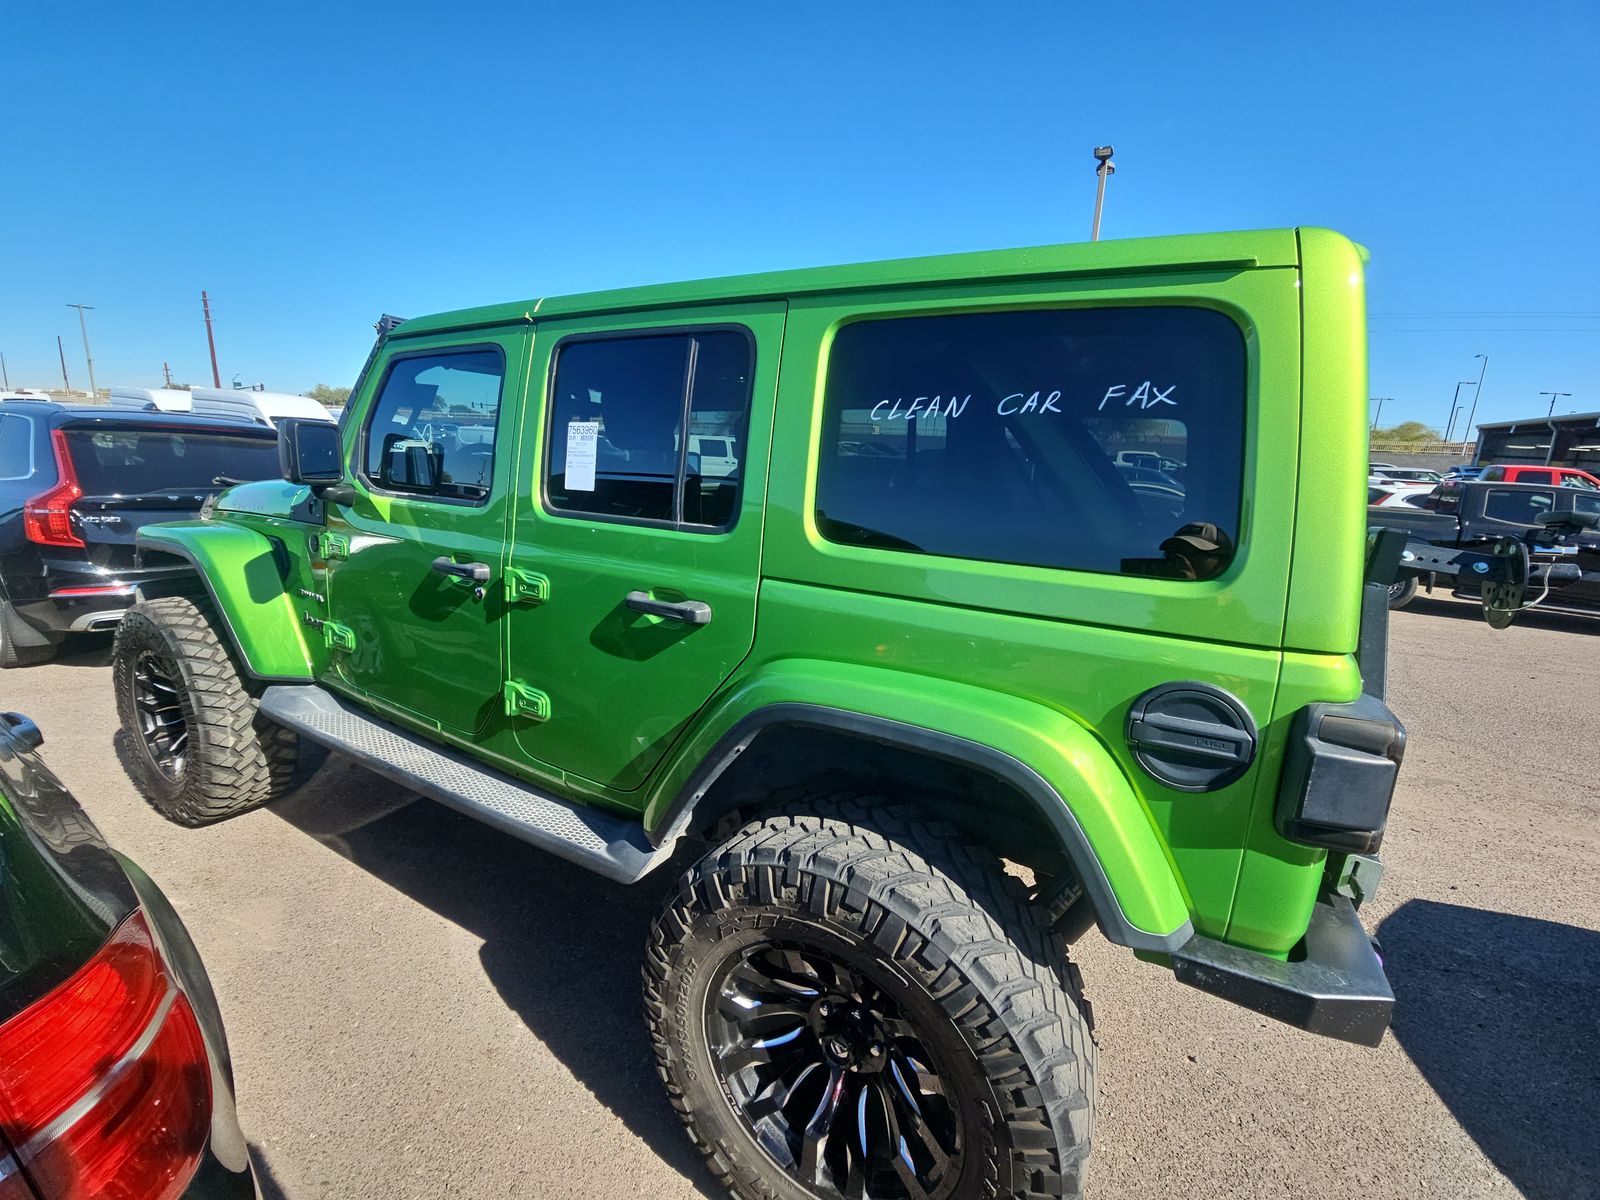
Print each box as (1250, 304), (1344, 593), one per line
(0, 601), (55, 668)
(645, 796), (1095, 1200)
(113, 595), (301, 825)
(1387, 576), (1419, 610)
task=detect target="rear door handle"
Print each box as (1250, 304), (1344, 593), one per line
(431, 557), (492, 584)
(625, 591), (712, 626)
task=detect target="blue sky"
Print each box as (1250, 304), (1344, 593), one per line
(3, 1), (1596, 433)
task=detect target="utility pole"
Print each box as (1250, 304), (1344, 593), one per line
(1443, 381), (1475, 445)
(1091, 146), (1115, 241)
(1540, 391), (1572, 417)
(1460, 354), (1488, 451)
(201, 290), (221, 388)
(163, 361), (174, 387)
(1370, 396), (1393, 433)
(56, 336), (72, 393)
(66, 303), (97, 397)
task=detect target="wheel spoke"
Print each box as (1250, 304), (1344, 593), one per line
(746, 1059), (821, 1123)
(799, 1064), (846, 1187)
(719, 1024), (807, 1075)
(727, 960), (821, 1000)
(891, 1095), (951, 1184)
(718, 991), (813, 1035)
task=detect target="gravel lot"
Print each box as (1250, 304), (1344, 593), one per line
(8, 594), (1598, 1200)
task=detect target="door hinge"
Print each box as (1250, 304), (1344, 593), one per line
(312, 531), (350, 560)
(323, 622), (356, 653)
(504, 568), (550, 605)
(503, 681), (552, 722)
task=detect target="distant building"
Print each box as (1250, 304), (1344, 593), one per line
(1475, 411), (1600, 472)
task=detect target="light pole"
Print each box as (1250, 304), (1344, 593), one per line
(1091, 145), (1115, 241)
(1540, 390), (1572, 417)
(1459, 353), (1488, 451)
(1443, 381), (1475, 444)
(66, 304), (97, 398)
(1370, 396), (1393, 433)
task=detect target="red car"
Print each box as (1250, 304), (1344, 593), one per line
(1479, 464), (1600, 489)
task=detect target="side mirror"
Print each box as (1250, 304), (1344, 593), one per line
(1538, 508), (1600, 532)
(379, 433), (443, 493)
(279, 417), (343, 484)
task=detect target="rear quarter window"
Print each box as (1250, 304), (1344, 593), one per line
(815, 306), (1245, 580)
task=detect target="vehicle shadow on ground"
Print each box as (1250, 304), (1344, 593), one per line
(1378, 899), (1600, 1199)
(1401, 593), (1599, 635)
(267, 758), (721, 1196)
(47, 632), (115, 668)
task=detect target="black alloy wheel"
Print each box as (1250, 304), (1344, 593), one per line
(131, 649), (189, 784)
(707, 940), (963, 1199)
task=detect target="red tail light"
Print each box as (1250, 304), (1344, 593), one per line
(23, 430), (85, 548)
(0, 911), (211, 1200)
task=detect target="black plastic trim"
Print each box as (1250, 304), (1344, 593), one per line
(650, 702), (1194, 954)
(1124, 681), (1256, 793)
(260, 685), (665, 884)
(1275, 693), (1406, 853)
(1170, 892), (1393, 1046)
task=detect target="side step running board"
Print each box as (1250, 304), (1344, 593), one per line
(258, 685), (669, 884)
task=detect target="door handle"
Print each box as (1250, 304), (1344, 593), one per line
(431, 557), (492, 584)
(625, 591), (712, 626)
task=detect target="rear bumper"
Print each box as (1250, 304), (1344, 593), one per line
(1170, 893), (1393, 1046)
(11, 561), (192, 638)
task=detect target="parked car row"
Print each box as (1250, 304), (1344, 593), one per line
(1369, 478), (1600, 621)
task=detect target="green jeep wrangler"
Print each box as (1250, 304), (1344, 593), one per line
(112, 228), (1405, 1200)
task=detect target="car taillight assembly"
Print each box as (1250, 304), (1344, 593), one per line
(23, 430), (85, 548)
(0, 910), (211, 1200)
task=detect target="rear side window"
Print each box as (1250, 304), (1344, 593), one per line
(815, 307), (1246, 580)
(363, 349), (504, 502)
(544, 328), (753, 529)
(62, 429), (279, 494)
(0, 414), (32, 479)
(1483, 488), (1555, 524)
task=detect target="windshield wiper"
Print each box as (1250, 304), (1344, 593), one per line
(212, 475), (249, 486)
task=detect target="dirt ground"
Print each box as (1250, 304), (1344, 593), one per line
(8, 593), (1597, 1199)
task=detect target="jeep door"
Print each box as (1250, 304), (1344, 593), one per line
(503, 303), (783, 792)
(320, 329), (526, 736)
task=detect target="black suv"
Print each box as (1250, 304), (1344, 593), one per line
(0, 402), (282, 666)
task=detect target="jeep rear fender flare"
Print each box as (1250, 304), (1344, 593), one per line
(136, 523), (314, 682)
(643, 661), (1194, 954)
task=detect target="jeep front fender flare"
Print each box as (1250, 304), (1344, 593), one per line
(136, 522), (314, 681)
(644, 661), (1194, 954)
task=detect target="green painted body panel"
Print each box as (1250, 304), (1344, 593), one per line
(503, 301), (786, 789)
(139, 521), (316, 680)
(163, 227), (1376, 958)
(317, 325), (531, 737)
(213, 479), (311, 520)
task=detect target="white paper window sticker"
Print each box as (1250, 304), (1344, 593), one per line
(565, 420), (599, 492)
